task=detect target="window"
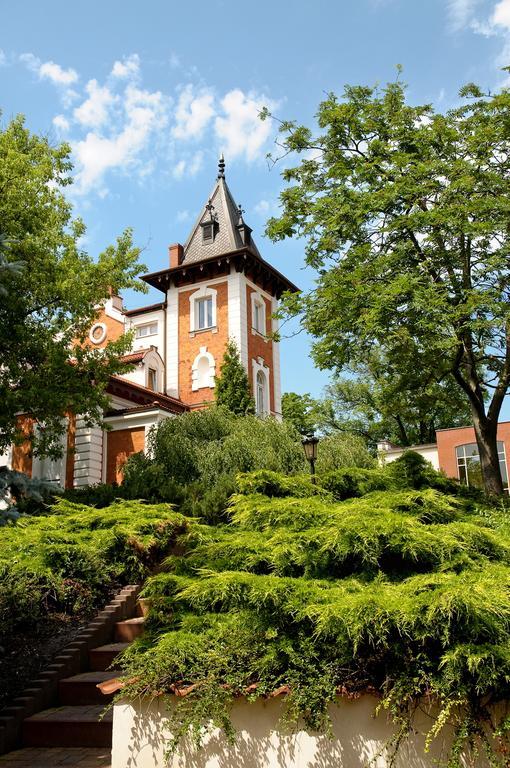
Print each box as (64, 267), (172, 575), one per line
(256, 370), (266, 416)
(147, 367), (157, 391)
(456, 441), (508, 491)
(253, 301), (265, 334)
(196, 296), (213, 330)
(202, 222), (214, 242)
(135, 322), (158, 339)
(89, 323), (107, 345)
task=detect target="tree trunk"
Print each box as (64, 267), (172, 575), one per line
(472, 412), (504, 496)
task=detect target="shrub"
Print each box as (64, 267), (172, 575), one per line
(315, 432), (375, 473)
(0, 499), (189, 641)
(319, 466), (391, 500)
(118, 470), (510, 766)
(236, 469), (330, 499)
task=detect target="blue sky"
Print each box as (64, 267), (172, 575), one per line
(2, 0), (510, 409)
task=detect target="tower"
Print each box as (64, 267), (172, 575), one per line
(142, 157), (298, 417)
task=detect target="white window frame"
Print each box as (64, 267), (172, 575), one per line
(189, 285), (217, 333)
(147, 367), (158, 391)
(191, 347), (216, 391)
(135, 322), (158, 339)
(252, 357), (270, 417)
(251, 291), (267, 336)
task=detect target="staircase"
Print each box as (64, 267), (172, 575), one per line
(0, 590), (145, 767)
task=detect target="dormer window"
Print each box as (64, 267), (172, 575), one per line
(201, 199), (218, 244)
(202, 222), (214, 243)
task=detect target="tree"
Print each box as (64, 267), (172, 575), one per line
(215, 340), (255, 415)
(265, 76), (510, 495)
(317, 349), (472, 448)
(281, 391), (321, 435)
(0, 115), (146, 460)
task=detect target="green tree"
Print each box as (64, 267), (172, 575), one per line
(0, 115), (145, 459)
(265, 77), (510, 495)
(281, 391), (321, 435)
(215, 339), (255, 415)
(317, 349), (472, 448)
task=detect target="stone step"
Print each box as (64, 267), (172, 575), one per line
(89, 643), (130, 672)
(22, 705), (113, 748)
(0, 746), (111, 767)
(59, 672), (119, 706)
(114, 617), (145, 643)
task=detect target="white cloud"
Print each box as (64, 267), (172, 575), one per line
(214, 89), (275, 163)
(53, 114), (70, 132)
(172, 84), (215, 140)
(172, 150), (203, 180)
(73, 83), (167, 194)
(39, 60), (78, 86)
(176, 209), (191, 222)
(111, 53), (140, 79)
(492, 0), (510, 28)
(0, 50), (6, 66)
(447, 0), (480, 30)
(254, 199), (270, 215)
(74, 79), (115, 128)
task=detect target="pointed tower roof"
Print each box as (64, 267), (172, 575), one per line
(182, 156), (261, 264)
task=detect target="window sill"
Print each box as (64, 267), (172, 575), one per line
(190, 326), (217, 337)
(251, 328), (268, 341)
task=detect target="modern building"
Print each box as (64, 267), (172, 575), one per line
(2, 158), (297, 488)
(378, 423), (510, 491)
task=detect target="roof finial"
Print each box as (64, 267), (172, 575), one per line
(218, 153), (225, 179)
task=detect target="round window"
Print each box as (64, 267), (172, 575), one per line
(89, 322), (107, 345)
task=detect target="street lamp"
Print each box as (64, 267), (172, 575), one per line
(302, 435), (319, 483)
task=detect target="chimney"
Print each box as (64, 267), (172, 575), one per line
(107, 286), (123, 311)
(169, 243), (184, 268)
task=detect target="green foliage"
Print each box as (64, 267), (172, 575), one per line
(266, 78), (510, 495)
(124, 407), (306, 516)
(118, 467), (510, 765)
(215, 340), (255, 415)
(315, 431), (375, 473)
(281, 392), (321, 435)
(0, 115), (146, 460)
(0, 499), (187, 641)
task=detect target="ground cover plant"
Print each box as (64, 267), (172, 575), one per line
(117, 457), (510, 766)
(0, 499), (187, 646)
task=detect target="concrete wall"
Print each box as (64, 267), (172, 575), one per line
(111, 696), (488, 768)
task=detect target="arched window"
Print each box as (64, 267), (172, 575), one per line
(256, 370), (266, 416)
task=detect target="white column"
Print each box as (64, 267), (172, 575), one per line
(227, 267), (248, 370)
(166, 286), (179, 398)
(73, 418), (103, 487)
(272, 297), (282, 420)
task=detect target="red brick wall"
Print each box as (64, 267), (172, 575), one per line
(178, 281), (229, 406)
(106, 427), (145, 484)
(78, 307), (125, 350)
(436, 422), (510, 480)
(11, 416), (34, 476)
(246, 285), (274, 413)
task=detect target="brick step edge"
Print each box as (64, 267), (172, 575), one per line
(0, 584), (140, 755)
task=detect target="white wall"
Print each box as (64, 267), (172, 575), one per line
(111, 696), (488, 768)
(380, 445), (440, 471)
(127, 310), (165, 357)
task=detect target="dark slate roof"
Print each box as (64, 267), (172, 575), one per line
(182, 174), (261, 264)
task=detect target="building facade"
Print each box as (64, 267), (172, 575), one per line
(2, 159), (297, 489)
(378, 423), (510, 491)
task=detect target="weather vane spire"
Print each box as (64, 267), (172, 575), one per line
(218, 153), (225, 179)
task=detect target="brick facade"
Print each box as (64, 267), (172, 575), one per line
(106, 427), (145, 484)
(11, 416), (34, 476)
(177, 281), (229, 407)
(436, 422), (510, 480)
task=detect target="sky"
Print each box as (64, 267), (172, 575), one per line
(2, 0), (510, 410)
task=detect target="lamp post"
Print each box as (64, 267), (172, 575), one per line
(302, 435), (319, 484)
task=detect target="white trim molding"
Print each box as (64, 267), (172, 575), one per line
(188, 285), (217, 333)
(252, 356), (270, 417)
(227, 268), (248, 369)
(166, 287), (179, 398)
(271, 296), (282, 420)
(89, 322), (107, 345)
(192, 346), (216, 391)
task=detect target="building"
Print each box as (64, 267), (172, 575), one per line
(2, 158), (297, 489)
(378, 423), (510, 491)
